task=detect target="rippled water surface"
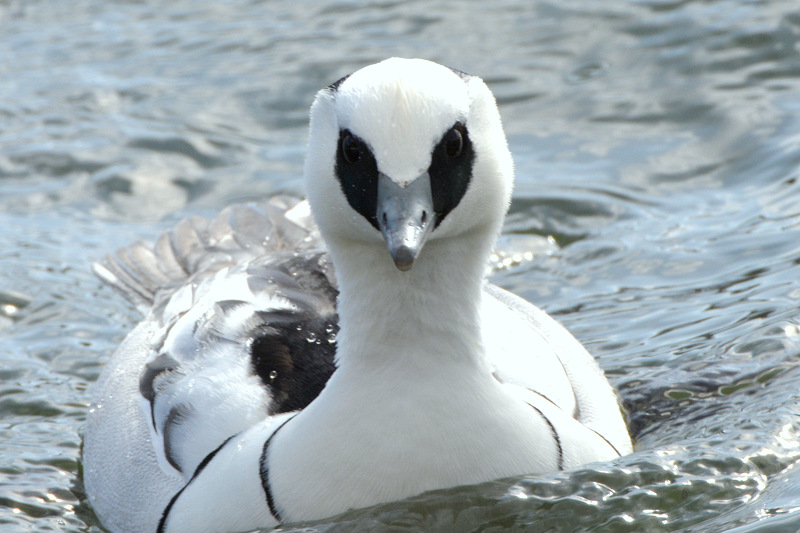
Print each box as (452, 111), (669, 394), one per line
(3, 0), (800, 531)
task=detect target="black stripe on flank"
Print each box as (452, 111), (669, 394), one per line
(157, 435), (234, 533)
(586, 426), (623, 458)
(523, 389), (622, 460)
(549, 356), (581, 420)
(526, 388), (559, 410)
(489, 373), (574, 424)
(526, 403), (564, 471)
(259, 415), (297, 523)
(528, 388), (578, 426)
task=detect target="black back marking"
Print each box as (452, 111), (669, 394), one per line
(140, 353), (179, 429)
(446, 65), (472, 80)
(250, 316), (338, 414)
(140, 353), (178, 404)
(527, 403), (564, 471)
(327, 73), (350, 93)
(157, 435), (234, 533)
(162, 404), (191, 473)
(259, 415), (297, 522)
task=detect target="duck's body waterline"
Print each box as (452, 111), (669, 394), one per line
(83, 58), (632, 533)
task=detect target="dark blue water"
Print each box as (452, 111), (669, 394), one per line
(2, 1), (800, 531)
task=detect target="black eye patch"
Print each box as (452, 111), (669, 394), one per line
(429, 122), (474, 227)
(334, 129), (380, 230)
(334, 122), (474, 231)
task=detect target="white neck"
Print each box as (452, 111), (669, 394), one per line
(328, 227), (495, 382)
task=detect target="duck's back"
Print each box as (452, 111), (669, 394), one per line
(83, 198), (338, 533)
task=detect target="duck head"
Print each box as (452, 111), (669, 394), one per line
(304, 58), (514, 271)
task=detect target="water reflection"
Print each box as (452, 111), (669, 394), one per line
(2, 0), (800, 531)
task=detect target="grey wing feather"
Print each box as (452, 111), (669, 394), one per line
(92, 195), (340, 478)
(92, 196), (322, 314)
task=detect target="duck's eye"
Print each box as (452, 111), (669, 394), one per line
(341, 131), (363, 163)
(445, 127), (463, 158)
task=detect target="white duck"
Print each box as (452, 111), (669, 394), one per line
(83, 58), (632, 533)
